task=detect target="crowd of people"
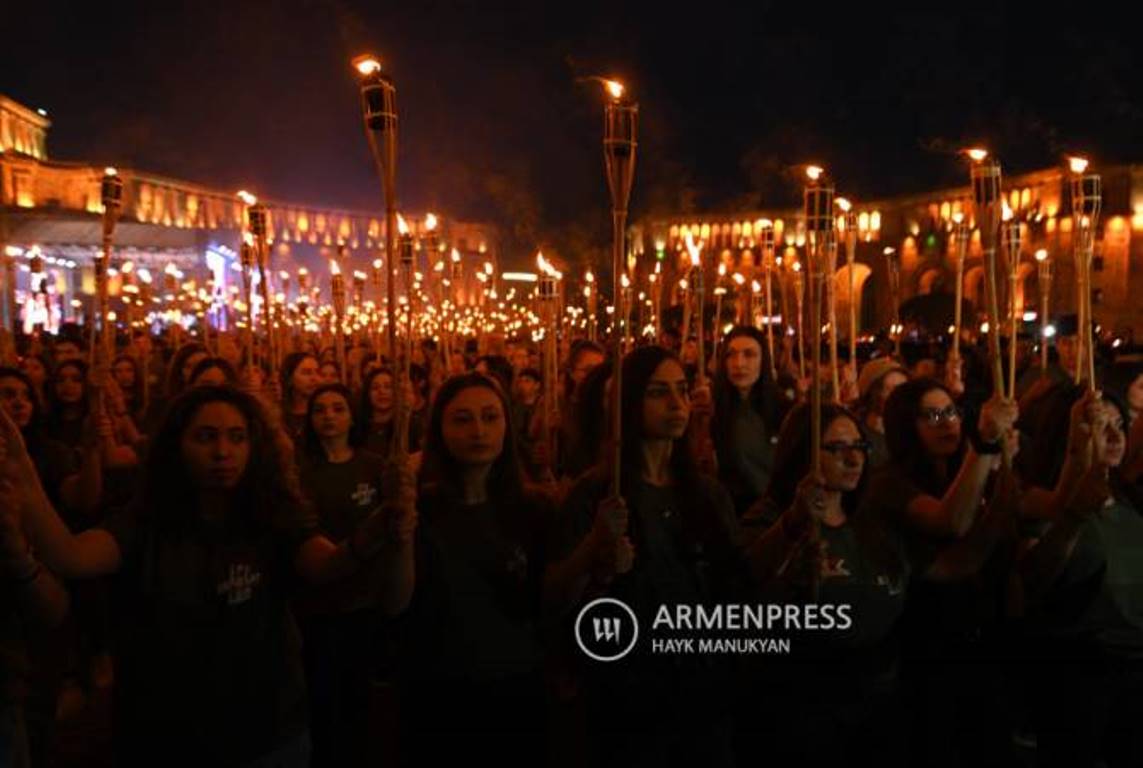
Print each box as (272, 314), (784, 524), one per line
(1, 315), (1142, 767)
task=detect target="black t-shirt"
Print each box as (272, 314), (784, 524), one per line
(393, 490), (550, 685)
(100, 501), (318, 765)
(0, 589), (27, 708)
(295, 449), (385, 615)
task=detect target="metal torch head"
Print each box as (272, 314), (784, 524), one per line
(1002, 218), (1023, 265)
(356, 60), (397, 133)
(603, 96), (638, 210)
(247, 204), (268, 238)
(240, 239), (255, 269)
(970, 157), (1003, 209)
(101, 168), (124, 211)
(399, 233), (415, 268)
(1070, 173), (1102, 220)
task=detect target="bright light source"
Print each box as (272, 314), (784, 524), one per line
(353, 55), (382, 76)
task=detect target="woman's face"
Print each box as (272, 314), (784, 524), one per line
(181, 402), (250, 491)
(1127, 374), (1143, 414)
(192, 366), (229, 388)
(311, 391), (352, 440)
(319, 364), (340, 384)
(642, 359), (690, 440)
(370, 373), (394, 415)
(1094, 401), (1126, 468)
(570, 350), (605, 388)
(725, 336), (762, 392)
(291, 357), (321, 400)
(181, 352), (208, 384)
(0, 376), (33, 428)
(820, 416), (866, 493)
(20, 358), (47, 387)
(441, 385), (506, 467)
(55, 366), (85, 405)
(915, 388), (961, 458)
(113, 360), (136, 390)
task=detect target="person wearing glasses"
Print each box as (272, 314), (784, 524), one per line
(867, 378), (1021, 766)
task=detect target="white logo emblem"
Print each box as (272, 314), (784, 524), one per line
(575, 598), (639, 662)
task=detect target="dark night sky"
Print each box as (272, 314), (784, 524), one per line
(4, 1), (1142, 267)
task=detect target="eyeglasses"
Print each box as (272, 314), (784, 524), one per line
(918, 405), (961, 425)
(821, 440), (871, 456)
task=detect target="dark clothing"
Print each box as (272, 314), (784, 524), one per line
(715, 398), (776, 515)
(553, 471), (743, 768)
(100, 502), (318, 766)
(389, 490), (550, 768)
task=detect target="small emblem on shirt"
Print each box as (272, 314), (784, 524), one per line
(217, 563), (262, 606)
(821, 556), (851, 579)
(351, 483), (377, 507)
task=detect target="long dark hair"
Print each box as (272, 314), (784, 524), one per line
(711, 326), (781, 455)
(360, 367), (395, 427)
(882, 378), (966, 497)
(419, 372), (524, 511)
(164, 342), (207, 400)
(0, 366), (48, 463)
(765, 402), (867, 518)
(563, 340), (605, 403)
(112, 354), (146, 413)
(302, 383), (364, 462)
(614, 346), (713, 510)
(47, 359), (90, 420)
(570, 359), (614, 479)
(140, 385), (306, 534)
(1103, 359), (1143, 416)
(280, 351), (319, 407)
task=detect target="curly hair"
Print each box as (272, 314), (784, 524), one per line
(141, 385), (307, 534)
(164, 342), (208, 400)
(188, 357), (239, 388)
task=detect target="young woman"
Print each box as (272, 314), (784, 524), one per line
(45, 360), (137, 472)
(546, 346), (744, 768)
(111, 354), (147, 423)
(867, 378), (1020, 766)
(294, 383), (386, 767)
(360, 367), (423, 460)
(280, 352), (322, 442)
(381, 373), (551, 767)
(1017, 385), (1143, 767)
(318, 362), (340, 385)
(18, 354), (50, 411)
(1, 385), (414, 766)
(709, 326), (784, 514)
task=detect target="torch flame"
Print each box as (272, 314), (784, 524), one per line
(684, 232), (702, 266)
(451, 248), (461, 263)
(835, 197), (852, 212)
(164, 263), (179, 277)
(104, 167), (118, 177)
(279, 270), (290, 281)
(733, 273), (745, 286)
(484, 262), (493, 275)
(1035, 249), (1048, 262)
(424, 212), (439, 232)
(329, 260), (341, 277)
(1002, 203), (1014, 222)
(718, 263), (727, 277)
(1068, 156), (1090, 174)
(621, 273), (630, 289)
(602, 79), (625, 100)
(791, 261), (802, 273)
(751, 280), (761, 293)
(585, 270), (595, 284)
(952, 211), (964, 224)
(806, 165), (824, 181)
(397, 214), (409, 235)
(352, 54), (382, 76)
(966, 148), (989, 162)
(353, 271), (367, 282)
(237, 190), (257, 206)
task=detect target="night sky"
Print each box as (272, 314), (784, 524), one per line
(5, 1), (1142, 268)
